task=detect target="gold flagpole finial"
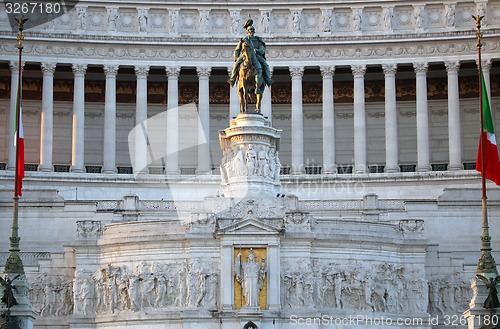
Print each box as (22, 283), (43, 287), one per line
(15, 16), (28, 49)
(473, 15), (484, 49)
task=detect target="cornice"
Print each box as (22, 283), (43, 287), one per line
(0, 32), (497, 66)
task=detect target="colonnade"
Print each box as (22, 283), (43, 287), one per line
(4, 59), (494, 175)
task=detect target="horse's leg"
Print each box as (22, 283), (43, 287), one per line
(255, 92), (262, 113)
(238, 86), (245, 113)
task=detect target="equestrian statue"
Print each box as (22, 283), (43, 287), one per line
(228, 18), (273, 114)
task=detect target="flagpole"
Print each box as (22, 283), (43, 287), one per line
(4, 17), (27, 275)
(473, 15), (497, 275)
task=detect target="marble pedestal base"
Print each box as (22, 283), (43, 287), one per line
(219, 113), (282, 199)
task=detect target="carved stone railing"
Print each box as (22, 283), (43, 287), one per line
(0, 252), (50, 267)
(0, 1), (498, 66)
(0, 1), (495, 39)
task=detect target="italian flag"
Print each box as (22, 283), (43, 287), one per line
(476, 73), (500, 186)
(14, 86), (24, 197)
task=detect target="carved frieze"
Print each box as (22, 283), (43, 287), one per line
(72, 259), (219, 314)
(309, 261), (428, 313)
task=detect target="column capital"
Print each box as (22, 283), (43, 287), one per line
(320, 66), (335, 78)
(103, 64), (119, 78)
(477, 58), (492, 71)
(444, 61), (460, 73)
(41, 62), (57, 74)
(413, 62), (428, 75)
(196, 66), (211, 78)
(134, 65), (150, 78)
(166, 66), (181, 78)
(382, 63), (398, 76)
(72, 64), (87, 76)
(351, 64), (366, 78)
(9, 60), (25, 73)
(289, 66), (304, 78)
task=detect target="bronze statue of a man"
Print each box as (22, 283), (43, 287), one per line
(228, 18), (273, 88)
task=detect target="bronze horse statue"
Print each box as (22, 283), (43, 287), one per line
(237, 41), (265, 114)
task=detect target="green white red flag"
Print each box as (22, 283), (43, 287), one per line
(476, 73), (500, 186)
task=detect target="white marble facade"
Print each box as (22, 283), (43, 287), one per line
(1, 1), (500, 329)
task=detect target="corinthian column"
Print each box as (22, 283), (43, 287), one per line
(39, 62), (57, 172)
(413, 62), (431, 172)
(352, 64), (367, 174)
(166, 66), (181, 175)
(134, 65), (149, 174)
(103, 65), (119, 174)
(196, 66), (211, 174)
(445, 61), (462, 171)
(71, 64), (87, 173)
(382, 63), (399, 173)
(320, 66), (336, 174)
(8, 61), (24, 170)
(289, 66), (305, 174)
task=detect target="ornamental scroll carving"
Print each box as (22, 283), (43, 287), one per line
(76, 220), (103, 239)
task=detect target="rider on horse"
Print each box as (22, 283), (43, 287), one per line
(228, 18), (274, 89)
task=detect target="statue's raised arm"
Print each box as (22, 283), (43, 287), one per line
(228, 17), (273, 114)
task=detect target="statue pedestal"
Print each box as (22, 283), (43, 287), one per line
(464, 274), (500, 329)
(4, 305), (36, 329)
(0, 274), (36, 329)
(218, 113), (282, 199)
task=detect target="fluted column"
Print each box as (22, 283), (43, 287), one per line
(320, 66), (336, 174)
(414, 62), (431, 172)
(445, 61), (462, 171)
(102, 65), (119, 174)
(39, 63), (57, 172)
(352, 65), (367, 174)
(134, 65), (149, 174)
(7, 61), (24, 170)
(261, 66), (273, 123)
(290, 66), (305, 174)
(70, 64), (87, 173)
(166, 66), (181, 175)
(227, 66), (239, 122)
(196, 67), (211, 174)
(382, 63), (399, 173)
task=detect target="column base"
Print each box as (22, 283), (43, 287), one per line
(70, 167), (85, 173)
(38, 165), (53, 172)
(322, 164), (337, 175)
(417, 165), (431, 172)
(448, 164), (464, 171)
